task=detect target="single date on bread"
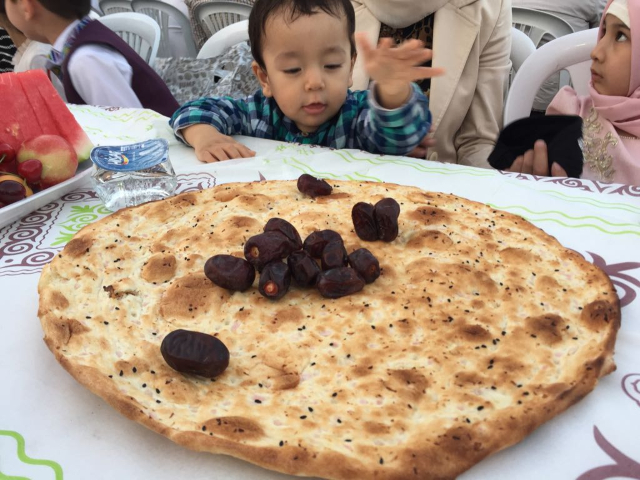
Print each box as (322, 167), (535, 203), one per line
(160, 329), (229, 378)
(297, 173), (333, 197)
(204, 255), (255, 292)
(259, 261), (292, 300)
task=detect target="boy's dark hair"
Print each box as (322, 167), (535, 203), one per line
(36, 0), (90, 19)
(249, 0), (356, 70)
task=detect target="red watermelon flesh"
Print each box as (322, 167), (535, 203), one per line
(0, 70), (93, 162)
(0, 73), (43, 151)
(16, 73), (59, 137)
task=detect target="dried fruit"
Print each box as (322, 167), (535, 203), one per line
(264, 217), (302, 250)
(297, 173), (332, 197)
(288, 250), (321, 287)
(321, 241), (348, 271)
(352, 202), (378, 241)
(348, 248), (380, 284)
(259, 261), (292, 300)
(316, 267), (365, 298)
(374, 198), (401, 242)
(204, 254), (255, 291)
(244, 231), (297, 271)
(160, 329), (229, 378)
(303, 230), (343, 258)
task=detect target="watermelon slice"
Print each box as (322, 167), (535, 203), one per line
(0, 70), (93, 162)
(0, 73), (43, 151)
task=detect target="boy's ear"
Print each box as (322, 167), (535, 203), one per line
(252, 61), (273, 98)
(347, 53), (357, 89)
(18, 0), (37, 21)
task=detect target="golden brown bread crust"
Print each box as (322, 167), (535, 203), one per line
(38, 180), (621, 480)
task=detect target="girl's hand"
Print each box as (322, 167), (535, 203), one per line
(507, 140), (568, 177)
(356, 33), (444, 109)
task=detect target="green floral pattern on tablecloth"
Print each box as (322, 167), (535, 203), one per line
(51, 205), (113, 246)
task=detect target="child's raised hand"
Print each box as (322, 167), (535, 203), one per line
(182, 124), (256, 163)
(356, 32), (444, 109)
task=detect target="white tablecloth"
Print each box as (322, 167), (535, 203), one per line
(0, 106), (638, 480)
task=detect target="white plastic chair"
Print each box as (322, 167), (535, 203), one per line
(512, 7), (574, 47)
(132, 0), (198, 57)
(510, 27), (536, 77)
(98, 0), (133, 15)
(98, 12), (161, 65)
(197, 19), (248, 59)
(504, 28), (598, 124)
(194, 1), (252, 37)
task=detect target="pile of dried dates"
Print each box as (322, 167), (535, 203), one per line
(163, 175), (400, 378)
(204, 218), (381, 301)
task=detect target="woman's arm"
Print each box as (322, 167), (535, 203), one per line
(455, 0), (511, 168)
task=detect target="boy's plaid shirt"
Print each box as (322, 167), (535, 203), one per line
(170, 84), (431, 155)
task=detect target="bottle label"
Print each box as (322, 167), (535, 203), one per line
(90, 139), (170, 172)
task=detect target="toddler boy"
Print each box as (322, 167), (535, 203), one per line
(170, 0), (442, 162)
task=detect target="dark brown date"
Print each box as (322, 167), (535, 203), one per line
(374, 198), (401, 242)
(297, 173), (333, 197)
(351, 202), (378, 241)
(244, 231), (297, 271)
(303, 230), (343, 258)
(321, 241), (348, 271)
(288, 250), (321, 287)
(204, 254), (255, 291)
(348, 248), (380, 284)
(316, 267), (365, 298)
(259, 261), (292, 300)
(264, 217), (302, 250)
(161, 329), (229, 378)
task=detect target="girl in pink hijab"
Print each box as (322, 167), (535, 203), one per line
(510, 0), (640, 185)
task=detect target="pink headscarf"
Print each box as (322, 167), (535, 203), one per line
(590, 0), (640, 137)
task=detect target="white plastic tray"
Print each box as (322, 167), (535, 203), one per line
(0, 160), (93, 229)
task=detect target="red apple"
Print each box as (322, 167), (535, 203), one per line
(17, 135), (78, 189)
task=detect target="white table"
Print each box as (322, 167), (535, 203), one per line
(0, 106), (639, 480)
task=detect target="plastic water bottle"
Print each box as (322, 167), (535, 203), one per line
(90, 139), (178, 211)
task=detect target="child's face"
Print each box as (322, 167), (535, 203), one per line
(4, 0), (43, 42)
(252, 9), (355, 133)
(590, 13), (632, 97)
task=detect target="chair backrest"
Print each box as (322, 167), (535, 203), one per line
(510, 27), (536, 74)
(504, 28), (597, 124)
(194, 1), (252, 37)
(98, 12), (161, 66)
(512, 7), (574, 46)
(98, 0), (133, 15)
(197, 19), (248, 59)
(132, 0), (198, 58)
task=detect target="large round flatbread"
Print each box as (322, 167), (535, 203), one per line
(38, 180), (620, 480)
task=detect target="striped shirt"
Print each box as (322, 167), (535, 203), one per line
(170, 84), (431, 156)
(0, 29), (16, 73)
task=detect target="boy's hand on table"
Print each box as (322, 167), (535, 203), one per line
(182, 124), (256, 163)
(356, 33), (444, 110)
(506, 140), (568, 177)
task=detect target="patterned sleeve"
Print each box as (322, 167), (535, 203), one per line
(354, 83), (431, 156)
(169, 94), (266, 144)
